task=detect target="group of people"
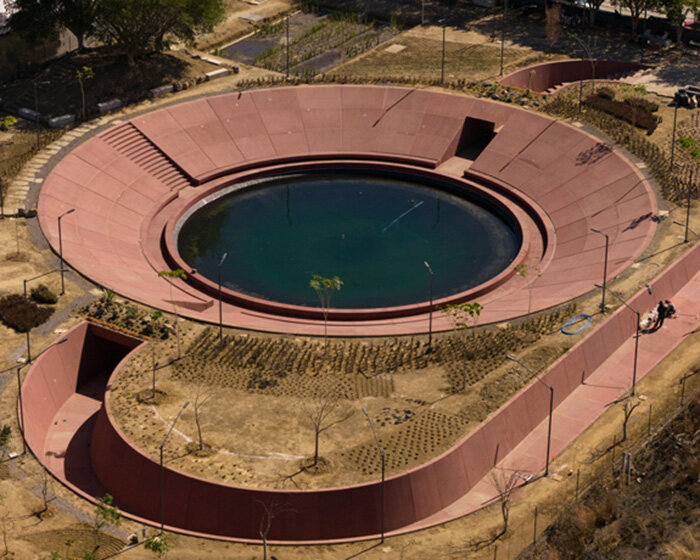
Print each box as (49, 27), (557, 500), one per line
(640, 300), (676, 332)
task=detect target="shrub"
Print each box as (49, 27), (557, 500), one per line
(624, 95), (659, 113)
(597, 86), (615, 100)
(30, 284), (58, 304)
(583, 94), (659, 133)
(0, 294), (54, 332)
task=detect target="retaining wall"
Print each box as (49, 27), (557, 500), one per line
(498, 59), (649, 93)
(87, 239), (700, 541)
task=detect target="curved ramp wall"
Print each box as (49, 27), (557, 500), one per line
(88, 238), (700, 542)
(18, 241), (700, 543)
(499, 59), (649, 93)
(21, 322), (142, 456)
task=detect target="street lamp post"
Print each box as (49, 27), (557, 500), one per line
(500, 4), (506, 76)
(506, 354), (554, 477)
(422, 0), (425, 25)
(24, 269), (63, 363)
(58, 208), (75, 295)
(440, 19), (446, 84)
(361, 407), (385, 543)
(423, 261), (434, 353)
(590, 228), (609, 313)
(670, 104), (678, 169)
(674, 164), (695, 244)
(685, 167), (695, 244)
(217, 252), (227, 342)
(595, 283), (640, 396)
(159, 400), (189, 534)
(33, 80), (51, 149)
(1, 140), (14, 220)
(286, 13), (290, 79)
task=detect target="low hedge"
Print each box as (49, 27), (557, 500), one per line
(0, 294), (54, 332)
(583, 94), (660, 133)
(30, 284), (58, 304)
(624, 96), (659, 113)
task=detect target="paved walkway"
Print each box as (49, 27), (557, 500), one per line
(395, 250), (700, 534)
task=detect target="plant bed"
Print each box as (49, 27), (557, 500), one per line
(0, 294), (54, 332)
(30, 284), (58, 304)
(583, 93), (660, 133)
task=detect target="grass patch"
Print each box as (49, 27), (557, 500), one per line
(329, 35), (525, 81)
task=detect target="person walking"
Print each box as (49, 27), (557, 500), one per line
(652, 300), (667, 330)
(665, 299), (676, 318)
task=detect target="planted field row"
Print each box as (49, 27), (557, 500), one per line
(255, 18), (380, 72)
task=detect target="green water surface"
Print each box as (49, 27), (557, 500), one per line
(177, 171), (520, 309)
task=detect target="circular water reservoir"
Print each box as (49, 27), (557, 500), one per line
(177, 171), (521, 309)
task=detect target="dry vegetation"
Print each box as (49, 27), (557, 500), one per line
(518, 392), (700, 560)
(109, 305), (577, 489)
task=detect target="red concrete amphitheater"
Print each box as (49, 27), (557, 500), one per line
(25, 85), (668, 543)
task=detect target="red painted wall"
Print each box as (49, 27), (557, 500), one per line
(499, 59), (649, 93)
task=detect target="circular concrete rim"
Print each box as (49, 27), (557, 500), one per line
(36, 84), (659, 336)
(161, 160), (536, 321)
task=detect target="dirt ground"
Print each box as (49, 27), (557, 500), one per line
(197, 0), (294, 51)
(329, 23), (548, 82)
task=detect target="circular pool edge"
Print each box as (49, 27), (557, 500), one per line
(161, 160), (537, 321)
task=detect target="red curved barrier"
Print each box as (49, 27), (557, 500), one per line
(499, 59), (649, 93)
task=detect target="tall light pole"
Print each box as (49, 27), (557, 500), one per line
(24, 269), (62, 363)
(424, 261), (434, 353)
(362, 407), (385, 543)
(500, 3), (506, 76)
(674, 162), (695, 244)
(217, 252), (227, 342)
(440, 19), (446, 84)
(422, 0), (425, 25)
(590, 228), (609, 313)
(506, 354), (554, 477)
(33, 80), (51, 149)
(595, 283), (640, 396)
(160, 400), (189, 534)
(16, 337), (67, 455)
(670, 104), (678, 169)
(1, 139), (14, 220)
(286, 13), (290, 79)
(685, 166), (695, 244)
(58, 208), (75, 295)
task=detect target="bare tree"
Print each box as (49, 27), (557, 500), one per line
(571, 34), (611, 95)
(193, 382), (213, 451)
(620, 399), (641, 444)
(465, 469), (524, 552)
(36, 468), (52, 519)
(301, 395), (353, 469)
(257, 500), (292, 560)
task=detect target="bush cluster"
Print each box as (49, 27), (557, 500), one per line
(596, 86), (615, 100)
(624, 95), (659, 113)
(30, 284), (58, 304)
(583, 94), (660, 133)
(0, 294), (54, 332)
